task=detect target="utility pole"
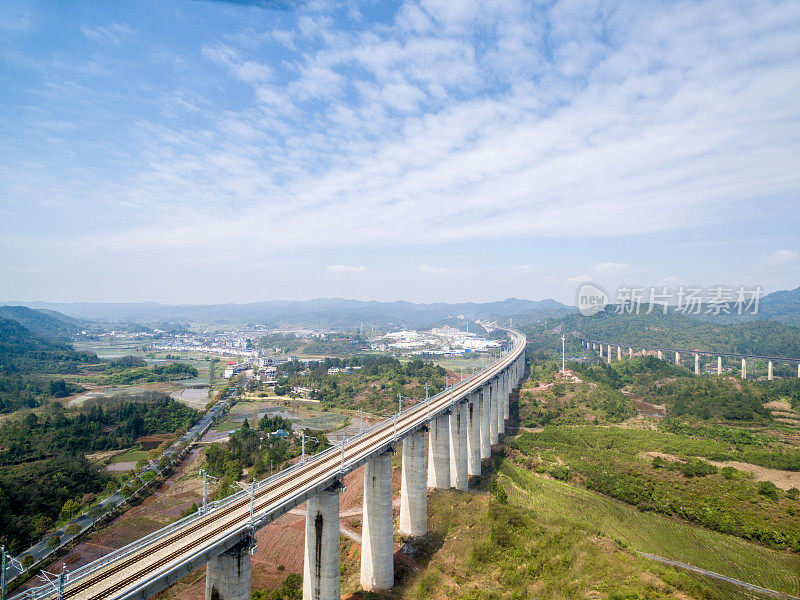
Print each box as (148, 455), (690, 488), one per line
(200, 468), (219, 514)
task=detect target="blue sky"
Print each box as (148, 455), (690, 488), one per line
(1, 0), (798, 305)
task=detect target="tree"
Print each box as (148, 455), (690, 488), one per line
(46, 535), (61, 549)
(33, 514), (53, 535)
(59, 499), (82, 522)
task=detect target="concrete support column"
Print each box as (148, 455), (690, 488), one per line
(694, 353), (700, 375)
(489, 379), (499, 445)
(466, 392), (481, 477)
(497, 373), (506, 437)
(449, 403), (468, 490)
(427, 414), (450, 489)
(479, 386), (491, 459)
(741, 358), (747, 379)
(628, 347), (633, 359)
(675, 352), (681, 366)
(360, 452), (393, 591)
(797, 364), (800, 379)
(617, 346), (622, 361)
(607, 344), (612, 363)
(303, 487), (341, 600)
(205, 541), (251, 600)
(503, 371), (510, 422)
(399, 431), (427, 537)
(768, 360), (774, 381)
(717, 356), (722, 375)
(657, 350), (663, 360)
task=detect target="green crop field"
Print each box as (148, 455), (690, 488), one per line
(109, 448), (149, 464)
(498, 459), (800, 598)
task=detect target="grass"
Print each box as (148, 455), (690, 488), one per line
(109, 448), (149, 464)
(396, 488), (757, 600)
(498, 459), (800, 597)
(214, 420), (242, 432)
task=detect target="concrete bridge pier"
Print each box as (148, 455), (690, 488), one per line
(361, 451), (394, 591)
(466, 392), (481, 477)
(768, 360), (774, 381)
(303, 485), (341, 600)
(427, 414), (450, 489)
(657, 350), (663, 360)
(488, 379), (499, 445)
(449, 402), (468, 490)
(479, 385), (491, 459)
(399, 430), (427, 536)
(797, 364), (799, 378)
(503, 371), (510, 422)
(628, 347), (633, 358)
(607, 344), (612, 363)
(205, 541), (251, 600)
(497, 373), (506, 437)
(741, 358), (747, 379)
(694, 353), (700, 375)
(617, 346), (622, 361)
(717, 356), (722, 375)
(675, 352), (681, 366)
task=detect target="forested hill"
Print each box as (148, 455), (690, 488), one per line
(0, 305), (85, 340)
(0, 317), (97, 374)
(565, 309), (800, 358)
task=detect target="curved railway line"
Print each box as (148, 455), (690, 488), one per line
(22, 329), (526, 600)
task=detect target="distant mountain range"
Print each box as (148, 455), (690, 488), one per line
(0, 297), (570, 328)
(1, 286), (798, 330)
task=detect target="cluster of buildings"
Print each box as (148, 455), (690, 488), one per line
(370, 325), (502, 357)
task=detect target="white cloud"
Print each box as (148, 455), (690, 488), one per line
(325, 264), (366, 274)
(81, 23), (134, 46)
(567, 274), (591, 283)
(593, 262), (634, 275)
(766, 249), (799, 264)
(419, 264), (448, 274)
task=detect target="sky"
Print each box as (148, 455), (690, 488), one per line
(1, 0), (799, 305)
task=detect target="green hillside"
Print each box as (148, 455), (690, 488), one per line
(564, 309), (800, 357)
(0, 305), (84, 340)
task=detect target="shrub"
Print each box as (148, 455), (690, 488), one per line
(679, 459), (718, 478)
(758, 481), (781, 500)
(21, 554), (34, 568)
(787, 487), (799, 501)
(721, 466), (740, 480)
(46, 535), (61, 549)
(65, 523), (81, 536)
